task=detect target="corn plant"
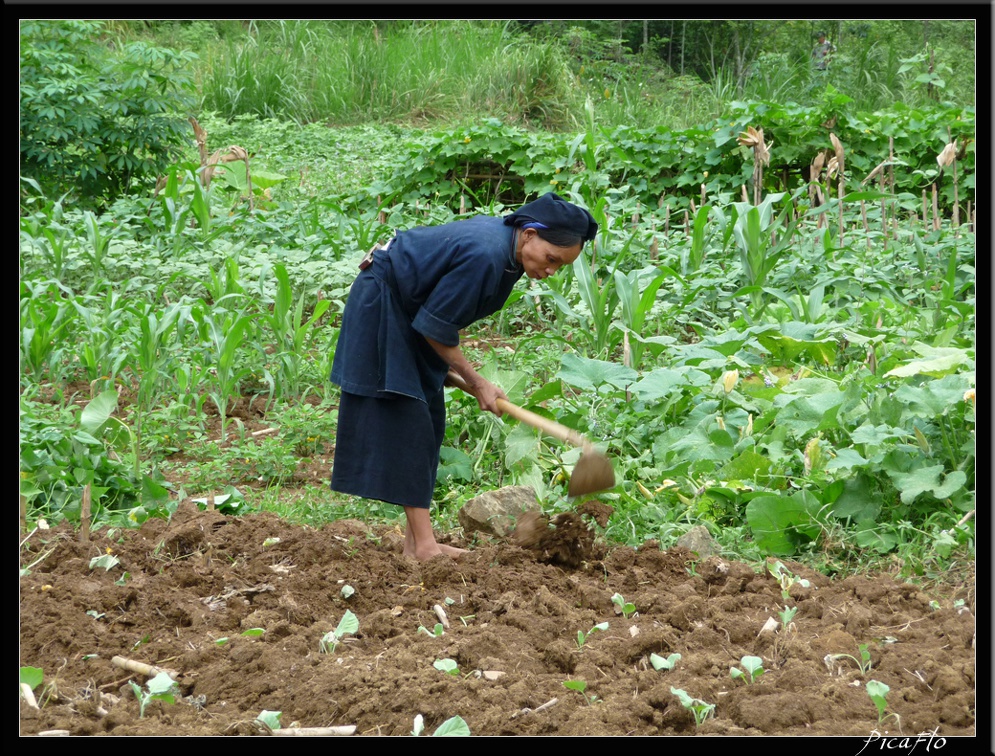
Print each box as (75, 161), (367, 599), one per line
(70, 286), (131, 383)
(132, 302), (186, 443)
(81, 210), (116, 279)
(613, 265), (669, 369)
(260, 262), (332, 399)
(20, 279), (74, 382)
(195, 298), (256, 443)
(730, 193), (797, 317)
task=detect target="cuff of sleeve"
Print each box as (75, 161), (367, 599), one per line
(412, 307), (460, 346)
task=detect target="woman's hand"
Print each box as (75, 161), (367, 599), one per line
(470, 377), (507, 416)
(431, 340), (507, 416)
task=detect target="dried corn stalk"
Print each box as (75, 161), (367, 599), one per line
(937, 138), (960, 230)
(829, 133), (846, 244)
(738, 126), (772, 205)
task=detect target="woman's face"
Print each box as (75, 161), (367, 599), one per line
(516, 228), (582, 280)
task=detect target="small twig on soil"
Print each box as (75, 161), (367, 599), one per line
(512, 697), (559, 718)
(433, 604), (450, 628)
(251, 427), (279, 437)
(80, 484), (92, 544)
(110, 655), (180, 681)
(38, 730), (71, 737)
(270, 726), (357, 736)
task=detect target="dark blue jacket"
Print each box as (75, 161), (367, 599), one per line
(331, 216), (524, 402)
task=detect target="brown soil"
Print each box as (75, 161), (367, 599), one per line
(19, 502), (976, 737)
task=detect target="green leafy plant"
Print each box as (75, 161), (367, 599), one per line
(611, 592), (637, 619)
(576, 621), (609, 648)
(650, 652), (681, 671)
(866, 679), (900, 725)
(412, 713), (471, 737)
(778, 606), (798, 629)
(255, 709), (282, 730)
(128, 671), (179, 718)
(563, 679), (599, 705)
(320, 610), (359, 653)
(418, 623), (446, 638)
(434, 658), (460, 676)
(826, 644), (873, 676)
(19, 20), (197, 206)
(730, 655), (765, 684)
(670, 687), (715, 727)
(767, 560), (812, 601)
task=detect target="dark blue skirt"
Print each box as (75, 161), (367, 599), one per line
(331, 389), (446, 509)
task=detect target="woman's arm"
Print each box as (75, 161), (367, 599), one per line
(425, 337), (507, 416)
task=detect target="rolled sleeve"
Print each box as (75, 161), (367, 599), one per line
(411, 306), (461, 346)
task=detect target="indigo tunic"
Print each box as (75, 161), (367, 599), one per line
(330, 216), (524, 508)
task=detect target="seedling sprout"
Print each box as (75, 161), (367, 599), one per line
(129, 671), (179, 718)
(670, 687), (715, 727)
(826, 644), (873, 676)
(563, 679), (599, 705)
(611, 592), (637, 619)
(767, 560), (812, 600)
(866, 680), (900, 726)
(256, 709), (282, 731)
(576, 621), (609, 647)
(434, 658), (459, 676)
(650, 652), (681, 671)
(418, 623), (446, 637)
(412, 713), (471, 736)
(320, 609), (359, 653)
(730, 655), (765, 684)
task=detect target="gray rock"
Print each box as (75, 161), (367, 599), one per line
(458, 486), (540, 538)
(676, 525), (720, 558)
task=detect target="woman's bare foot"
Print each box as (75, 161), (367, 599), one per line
(401, 507), (465, 560)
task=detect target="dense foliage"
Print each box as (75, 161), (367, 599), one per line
(18, 19), (976, 579)
(19, 20), (197, 207)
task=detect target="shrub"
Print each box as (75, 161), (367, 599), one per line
(19, 20), (197, 207)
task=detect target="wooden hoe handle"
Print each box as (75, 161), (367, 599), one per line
(446, 372), (592, 450)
